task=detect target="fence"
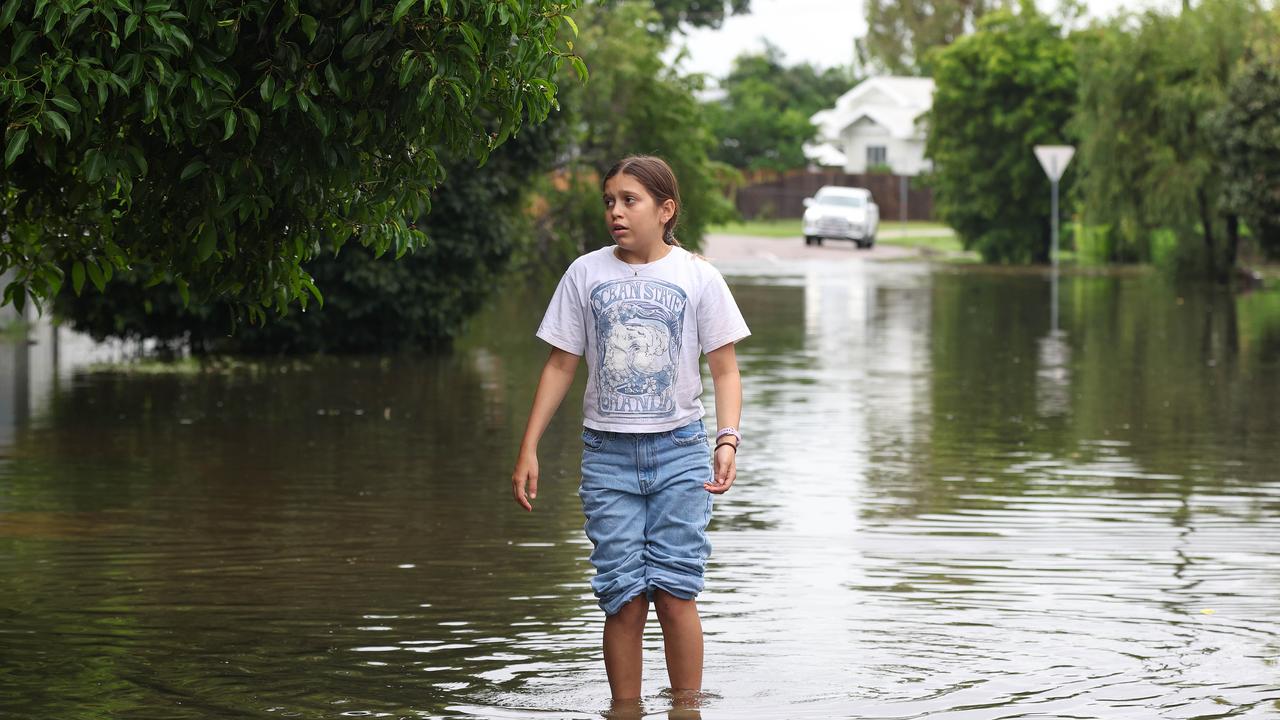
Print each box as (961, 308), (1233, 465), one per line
(735, 170), (935, 222)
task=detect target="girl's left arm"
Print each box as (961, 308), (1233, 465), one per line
(705, 343), (742, 494)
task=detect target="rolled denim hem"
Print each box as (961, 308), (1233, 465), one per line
(600, 583), (650, 616)
(645, 578), (699, 602)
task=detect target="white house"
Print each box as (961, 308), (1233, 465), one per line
(806, 76), (935, 176)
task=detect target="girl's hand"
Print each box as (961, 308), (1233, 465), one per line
(511, 451), (539, 511)
(705, 444), (737, 494)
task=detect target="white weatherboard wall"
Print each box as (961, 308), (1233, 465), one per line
(809, 76), (935, 176)
(840, 118), (930, 175)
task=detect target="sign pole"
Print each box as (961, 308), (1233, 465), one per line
(1051, 177), (1059, 330)
(1051, 177), (1059, 272)
(899, 174), (907, 241)
(1034, 145), (1075, 333)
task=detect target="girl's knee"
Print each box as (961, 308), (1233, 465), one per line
(607, 594), (649, 628)
(652, 589), (696, 618)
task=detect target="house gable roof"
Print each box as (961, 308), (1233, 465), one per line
(811, 76), (935, 141)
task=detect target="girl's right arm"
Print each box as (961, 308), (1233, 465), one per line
(511, 347), (581, 511)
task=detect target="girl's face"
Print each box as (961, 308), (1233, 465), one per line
(603, 173), (674, 250)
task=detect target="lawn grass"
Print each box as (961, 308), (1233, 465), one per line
(708, 218), (965, 254)
(707, 218), (804, 238)
(877, 233), (964, 254)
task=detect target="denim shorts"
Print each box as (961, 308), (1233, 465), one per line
(579, 419), (715, 616)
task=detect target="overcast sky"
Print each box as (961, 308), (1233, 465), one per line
(662, 0), (1182, 81)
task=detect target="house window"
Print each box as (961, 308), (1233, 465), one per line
(866, 145), (888, 167)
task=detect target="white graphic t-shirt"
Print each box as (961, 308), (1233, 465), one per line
(536, 245), (751, 433)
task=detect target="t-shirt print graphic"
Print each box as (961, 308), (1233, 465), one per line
(590, 277), (688, 418)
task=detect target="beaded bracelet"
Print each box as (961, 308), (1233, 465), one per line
(716, 427), (742, 445)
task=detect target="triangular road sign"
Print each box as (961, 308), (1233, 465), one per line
(1034, 145), (1075, 182)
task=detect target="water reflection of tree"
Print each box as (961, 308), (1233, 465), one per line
(2, 341), (606, 714)
(903, 270), (1280, 522)
(722, 280), (806, 416)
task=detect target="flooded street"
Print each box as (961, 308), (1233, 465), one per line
(1, 248), (1278, 719)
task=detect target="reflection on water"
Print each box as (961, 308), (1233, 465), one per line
(1, 260), (1279, 719)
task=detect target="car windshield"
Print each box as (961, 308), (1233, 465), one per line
(816, 195), (865, 208)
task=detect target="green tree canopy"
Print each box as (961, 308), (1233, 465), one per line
(860, 0), (992, 76)
(1, 0), (580, 321)
(598, 0), (749, 32)
(924, 2), (1076, 263)
(1071, 0), (1265, 276)
(705, 42), (854, 171)
(1209, 37), (1280, 261)
(528, 1), (736, 265)
(55, 118), (566, 353)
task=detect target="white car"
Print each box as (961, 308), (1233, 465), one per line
(802, 186), (879, 248)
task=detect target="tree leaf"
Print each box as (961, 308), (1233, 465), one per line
(342, 33), (365, 62)
(83, 147), (106, 182)
(143, 82), (157, 117)
(240, 107), (260, 136)
(569, 55), (588, 84)
(392, 0), (415, 23)
(0, 0), (22, 31)
(43, 109), (71, 141)
(197, 224), (216, 261)
(10, 29), (37, 64)
(300, 14), (317, 42)
(301, 274), (324, 307)
(72, 261), (86, 295)
(222, 110), (237, 140)
(86, 260), (106, 292)
(127, 144), (148, 175)
(169, 25), (191, 51)
(325, 64), (341, 96)
(4, 127), (28, 167)
(180, 159), (207, 180)
(459, 23), (480, 54)
(50, 92), (81, 113)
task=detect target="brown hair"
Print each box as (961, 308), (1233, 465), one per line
(602, 155), (682, 246)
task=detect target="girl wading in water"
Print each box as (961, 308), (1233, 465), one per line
(510, 155), (749, 708)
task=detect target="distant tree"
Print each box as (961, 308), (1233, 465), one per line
(529, 1), (736, 265)
(1, 0), (580, 320)
(925, 2), (1076, 263)
(705, 42), (855, 171)
(1210, 40), (1280, 261)
(860, 0), (992, 76)
(722, 42), (853, 115)
(1072, 0), (1265, 277)
(598, 0), (750, 32)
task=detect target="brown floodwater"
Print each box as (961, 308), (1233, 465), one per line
(1, 256), (1278, 719)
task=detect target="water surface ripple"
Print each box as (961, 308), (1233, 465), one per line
(1, 259), (1278, 718)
